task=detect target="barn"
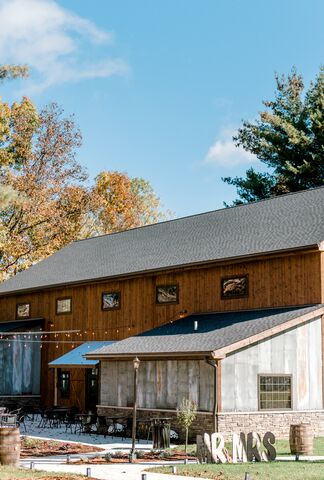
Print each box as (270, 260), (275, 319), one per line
(0, 186), (323, 437)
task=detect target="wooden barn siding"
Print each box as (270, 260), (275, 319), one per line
(54, 368), (86, 411)
(0, 249), (321, 406)
(221, 316), (323, 412)
(100, 360), (215, 411)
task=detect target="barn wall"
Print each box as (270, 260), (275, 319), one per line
(221, 317), (323, 412)
(0, 249), (321, 406)
(100, 359), (215, 411)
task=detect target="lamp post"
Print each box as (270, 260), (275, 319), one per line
(130, 356), (140, 462)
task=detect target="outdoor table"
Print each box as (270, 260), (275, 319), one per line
(75, 413), (97, 434)
(105, 415), (128, 437)
(0, 413), (17, 427)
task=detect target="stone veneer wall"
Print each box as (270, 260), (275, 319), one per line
(97, 405), (324, 441)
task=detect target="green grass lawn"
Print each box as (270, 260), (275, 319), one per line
(171, 437), (324, 457)
(0, 466), (88, 479)
(149, 461), (324, 480)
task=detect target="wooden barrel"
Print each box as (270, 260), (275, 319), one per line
(289, 423), (313, 455)
(0, 428), (21, 466)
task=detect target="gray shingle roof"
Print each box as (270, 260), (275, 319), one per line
(87, 304), (324, 357)
(1, 187), (324, 295)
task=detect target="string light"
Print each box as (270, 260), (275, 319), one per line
(0, 329), (80, 336)
(0, 311), (186, 350)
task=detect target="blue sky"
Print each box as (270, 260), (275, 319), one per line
(1, 0), (323, 217)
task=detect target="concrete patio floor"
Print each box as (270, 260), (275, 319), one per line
(23, 417), (151, 450)
(21, 417), (200, 480)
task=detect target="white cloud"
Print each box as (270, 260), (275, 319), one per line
(0, 0), (129, 93)
(204, 128), (258, 168)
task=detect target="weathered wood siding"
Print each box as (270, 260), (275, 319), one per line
(100, 318), (322, 413)
(100, 360), (215, 411)
(0, 249), (321, 406)
(221, 316), (323, 411)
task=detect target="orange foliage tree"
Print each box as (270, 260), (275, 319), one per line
(0, 96), (165, 279)
(90, 171), (163, 235)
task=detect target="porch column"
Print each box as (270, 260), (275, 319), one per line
(54, 369), (58, 406)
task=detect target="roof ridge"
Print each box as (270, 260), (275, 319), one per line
(73, 186), (324, 244)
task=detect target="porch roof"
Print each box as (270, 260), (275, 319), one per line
(49, 341), (115, 368)
(86, 304), (324, 360)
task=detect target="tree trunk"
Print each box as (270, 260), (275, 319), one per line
(185, 428), (188, 454)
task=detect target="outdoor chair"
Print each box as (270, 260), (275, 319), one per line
(23, 406), (37, 422)
(9, 408), (21, 415)
(38, 409), (48, 428)
(96, 416), (108, 437)
(17, 412), (27, 432)
(78, 414), (97, 435)
(64, 408), (80, 434)
(38, 409), (59, 428)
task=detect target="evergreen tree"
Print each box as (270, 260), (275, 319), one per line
(223, 67), (324, 205)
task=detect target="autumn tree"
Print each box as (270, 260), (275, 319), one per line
(223, 67), (324, 205)
(0, 65), (165, 279)
(89, 171), (163, 235)
(0, 100), (90, 279)
(0, 64), (30, 209)
(0, 65), (29, 83)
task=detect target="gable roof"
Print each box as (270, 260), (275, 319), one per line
(86, 304), (324, 359)
(0, 187), (324, 295)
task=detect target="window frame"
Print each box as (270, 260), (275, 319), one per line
(16, 302), (31, 319)
(58, 370), (70, 398)
(258, 373), (293, 411)
(56, 297), (72, 315)
(101, 291), (121, 311)
(155, 284), (179, 305)
(220, 274), (249, 299)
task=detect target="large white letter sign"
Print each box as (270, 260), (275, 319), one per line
(232, 432), (247, 463)
(247, 432), (262, 462)
(262, 431), (276, 461)
(211, 432), (227, 463)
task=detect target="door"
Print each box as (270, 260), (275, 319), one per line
(85, 367), (99, 412)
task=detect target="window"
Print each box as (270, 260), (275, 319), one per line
(16, 303), (31, 319)
(58, 371), (70, 398)
(56, 297), (72, 315)
(259, 375), (292, 410)
(156, 284), (179, 304)
(102, 292), (121, 310)
(221, 275), (248, 299)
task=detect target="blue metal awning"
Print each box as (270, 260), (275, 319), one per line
(49, 341), (115, 368)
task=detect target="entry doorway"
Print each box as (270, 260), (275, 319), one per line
(85, 367), (99, 412)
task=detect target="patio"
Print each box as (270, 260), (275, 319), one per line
(22, 416), (152, 450)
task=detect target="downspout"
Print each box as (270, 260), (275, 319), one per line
(206, 358), (220, 432)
